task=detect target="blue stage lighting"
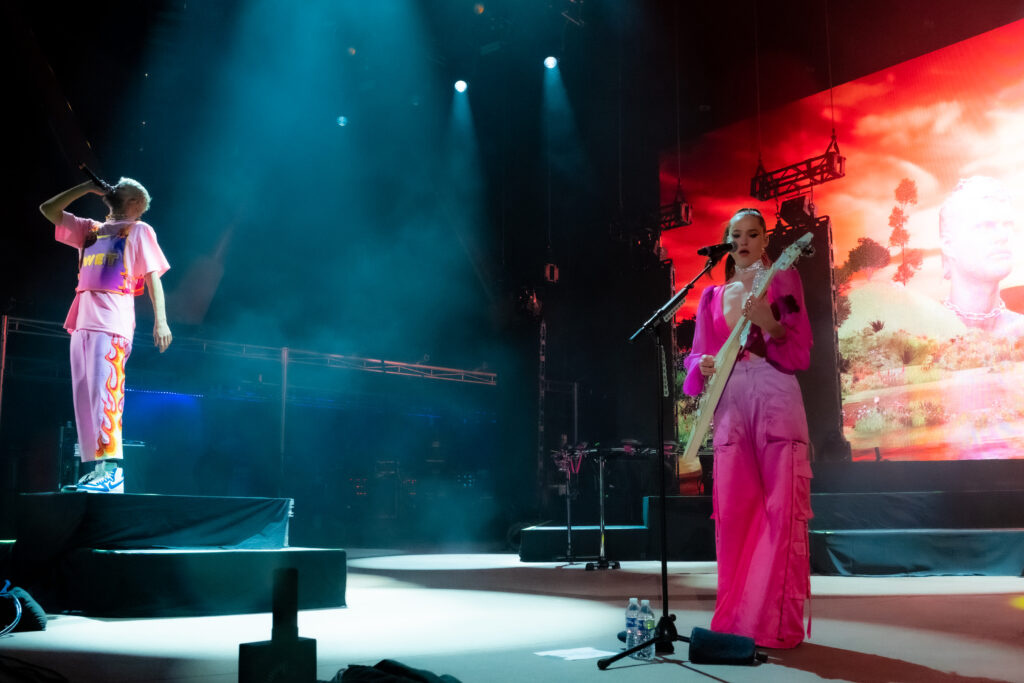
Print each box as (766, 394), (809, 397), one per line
(454, 80), (468, 93)
(336, 116), (349, 127)
(544, 56), (558, 69)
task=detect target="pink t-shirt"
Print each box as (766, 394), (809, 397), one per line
(56, 211), (170, 339)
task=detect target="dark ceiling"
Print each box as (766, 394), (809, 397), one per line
(5, 0), (1024, 333)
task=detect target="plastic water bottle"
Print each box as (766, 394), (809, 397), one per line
(624, 597), (639, 651)
(634, 599), (656, 660)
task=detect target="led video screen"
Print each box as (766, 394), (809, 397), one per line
(661, 20), (1024, 461)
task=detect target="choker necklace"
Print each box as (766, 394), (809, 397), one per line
(735, 259), (769, 299)
(735, 260), (765, 276)
(943, 298), (1005, 321)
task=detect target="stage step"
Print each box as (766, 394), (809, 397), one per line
(810, 528), (1024, 576)
(518, 525), (647, 562)
(14, 492), (292, 555)
(51, 546), (347, 617)
(810, 490), (1024, 530)
(519, 491), (1024, 575)
(12, 492), (349, 616)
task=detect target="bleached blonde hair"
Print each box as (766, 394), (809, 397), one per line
(113, 177), (152, 215)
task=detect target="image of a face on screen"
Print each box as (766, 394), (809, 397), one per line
(661, 19), (1024, 461)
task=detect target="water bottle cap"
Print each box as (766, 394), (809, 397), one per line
(641, 599), (651, 605)
(629, 597), (638, 602)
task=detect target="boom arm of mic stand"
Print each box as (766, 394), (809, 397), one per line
(629, 255), (722, 342)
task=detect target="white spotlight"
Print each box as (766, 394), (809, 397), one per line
(544, 56), (558, 69)
(454, 80), (468, 93)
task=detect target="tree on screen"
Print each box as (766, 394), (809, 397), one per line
(834, 237), (891, 326)
(845, 237), (891, 278)
(889, 178), (920, 285)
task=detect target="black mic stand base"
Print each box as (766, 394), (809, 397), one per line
(584, 558), (620, 570)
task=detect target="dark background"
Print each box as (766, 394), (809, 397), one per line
(3, 1), (1022, 545)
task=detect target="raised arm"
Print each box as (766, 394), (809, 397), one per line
(145, 271), (173, 352)
(39, 181), (104, 225)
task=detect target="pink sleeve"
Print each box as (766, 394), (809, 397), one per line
(54, 211), (94, 248)
(130, 222), (170, 279)
(682, 286), (718, 397)
(764, 268), (812, 372)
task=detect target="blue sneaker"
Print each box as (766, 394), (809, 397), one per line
(77, 466), (124, 494)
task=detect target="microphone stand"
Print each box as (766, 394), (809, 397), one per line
(600, 252), (725, 669)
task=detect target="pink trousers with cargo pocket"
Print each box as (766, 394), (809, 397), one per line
(709, 354), (812, 649)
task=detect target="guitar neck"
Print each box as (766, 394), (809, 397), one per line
(679, 250), (804, 462)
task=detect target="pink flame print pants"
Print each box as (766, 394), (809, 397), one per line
(70, 330), (132, 462)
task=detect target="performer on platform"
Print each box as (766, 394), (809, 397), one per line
(39, 178), (171, 493)
(682, 207), (813, 648)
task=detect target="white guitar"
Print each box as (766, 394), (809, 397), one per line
(679, 231), (814, 464)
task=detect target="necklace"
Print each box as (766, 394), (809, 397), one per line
(735, 259), (769, 296)
(943, 298), (1005, 321)
(735, 260), (765, 276)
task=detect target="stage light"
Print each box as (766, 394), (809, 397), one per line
(454, 80), (468, 93)
(544, 56), (558, 69)
(336, 116), (348, 127)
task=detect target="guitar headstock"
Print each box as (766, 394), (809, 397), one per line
(774, 232), (814, 271)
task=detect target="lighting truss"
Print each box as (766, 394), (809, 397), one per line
(750, 134), (846, 201)
(659, 200), (693, 231)
(0, 317), (496, 386)
(611, 200), (693, 248)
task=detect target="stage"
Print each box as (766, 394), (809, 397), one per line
(7, 2), (1024, 680)
(1, 551), (1021, 682)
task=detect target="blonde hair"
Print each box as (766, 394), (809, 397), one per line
(109, 177), (152, 217)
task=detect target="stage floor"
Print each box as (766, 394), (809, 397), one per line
(1, 551), (1022, 682)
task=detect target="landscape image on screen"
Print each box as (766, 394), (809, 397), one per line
(661, 19), (1024, 461)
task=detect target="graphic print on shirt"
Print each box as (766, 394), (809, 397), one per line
(78, 225), (144, 295)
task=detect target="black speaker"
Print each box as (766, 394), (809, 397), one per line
(239, 569), (317, 683)
(687, 627), (764, 665)
(238, 638), (317, 683)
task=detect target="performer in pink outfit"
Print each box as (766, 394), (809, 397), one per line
(683, 207), (813, 648)
(39, 178), (172, 493)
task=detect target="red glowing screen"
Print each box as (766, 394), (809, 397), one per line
(661, 19), (1024, 461)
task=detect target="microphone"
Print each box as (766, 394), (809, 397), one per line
(78, 164), (115, 194)
(696, 242), (736, 258)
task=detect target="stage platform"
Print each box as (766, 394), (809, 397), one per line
(9, 492), (347, 616)
(520, 462), (1024, 575)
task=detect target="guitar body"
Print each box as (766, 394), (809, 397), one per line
(679, 232), (813, 465)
